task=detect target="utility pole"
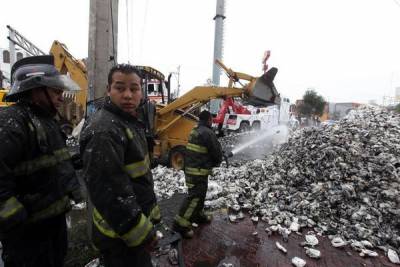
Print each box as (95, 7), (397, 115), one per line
(86, 0), (119, 239)
(87, 0), (119, 115)
(210, 0), (226, 113)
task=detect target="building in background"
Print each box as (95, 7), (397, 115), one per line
(0, 47), (29, 88)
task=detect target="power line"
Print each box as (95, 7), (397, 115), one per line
(393, 0), (400, 8)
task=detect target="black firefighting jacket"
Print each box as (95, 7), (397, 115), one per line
(184, 120), (223, 176)
(0, 102), (80, 239)
(80, 98), (160, 249)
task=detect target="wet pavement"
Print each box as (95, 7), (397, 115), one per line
(157, 194), (398, 267)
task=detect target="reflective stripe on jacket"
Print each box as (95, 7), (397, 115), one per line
(80, 98), (159, 248)
(93, 208), (153, 247)
(0, 103), (79, 236)
(184, 121), (223, 173)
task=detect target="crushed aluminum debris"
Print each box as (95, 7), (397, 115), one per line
(388, 249), (400, 264)
(291, 256), (306, 267)
(305, 247), (321, 259)
(331, 237), (346, 248)
(303, 234), (318, 247)
(152, 166), (186, 199)
(289, 218), (300, 232)
(276, 241), (287, 253)
(152, 106), (400, 254)
(229, 214), (237, 223)
(359, 249), (378, 257)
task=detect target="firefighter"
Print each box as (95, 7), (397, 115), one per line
(0, 55), (82, 266)
(173, 110), (223, 238)
(80, 64), (160, 267)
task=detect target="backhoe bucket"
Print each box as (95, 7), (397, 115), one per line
(246, 67), (281, 107)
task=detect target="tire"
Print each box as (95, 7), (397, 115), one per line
(238, 121), (250, 132)
(168, 146), (186, 170)
(252, 121), (261, 131)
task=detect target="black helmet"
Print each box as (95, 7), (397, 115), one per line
(199, 110), (212, 122)
(6, 55), (80, 101)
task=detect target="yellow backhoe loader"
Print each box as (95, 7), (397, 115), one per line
(1, 44), (279, 169)
(151, 59), (280, 169)
(0, 89), (11, 108)
(50, 40), (88, 133)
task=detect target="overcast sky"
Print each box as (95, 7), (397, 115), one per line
(1, 0), (400, 104)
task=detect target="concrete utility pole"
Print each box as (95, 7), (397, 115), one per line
(87, 0), (119, 114)
(210, 0), (226, 113)
(86, 0), (119, 239)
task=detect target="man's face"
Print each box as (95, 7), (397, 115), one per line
(46, 88), (64, 108)
(31, 87), (64, 110)
(108, 71), (142, 116)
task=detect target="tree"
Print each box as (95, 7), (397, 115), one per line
(298, 89), (326, 118)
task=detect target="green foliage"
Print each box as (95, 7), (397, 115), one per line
(298, 89), (326, 117)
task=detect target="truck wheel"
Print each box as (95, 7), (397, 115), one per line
(252, 121), (261, 131)
(169, 146), (186, 170)
(238, 121), (250, 132)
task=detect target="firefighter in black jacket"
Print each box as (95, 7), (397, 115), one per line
(0, 55), (82, 266)
(80, 64), (160, 267)
(174, 110), (223, 238)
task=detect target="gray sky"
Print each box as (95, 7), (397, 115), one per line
(1, 0), (400, 104)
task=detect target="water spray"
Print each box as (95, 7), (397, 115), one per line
(231, 125), (288, 157)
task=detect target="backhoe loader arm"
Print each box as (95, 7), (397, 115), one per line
(157, 86), (246, 116)
(215, 59), (254, 87)
(50, 41), (88, 111)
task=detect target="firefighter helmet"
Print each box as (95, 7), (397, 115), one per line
(6, 55), (80, 101)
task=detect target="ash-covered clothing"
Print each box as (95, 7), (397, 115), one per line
(174, 120), (222, 230)
(80, 98), (160, 265)
(184, 121), (223, 172)
(1, 214), (67, 267)
(0, 101), (80, 266)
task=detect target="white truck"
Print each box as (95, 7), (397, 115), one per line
(222, 97), (291, 132)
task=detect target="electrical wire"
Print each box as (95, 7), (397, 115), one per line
(393, 0), (400, 8)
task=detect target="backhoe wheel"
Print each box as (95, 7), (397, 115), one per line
(238, 121), (250, 133)
(169, 146), (186, 170)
